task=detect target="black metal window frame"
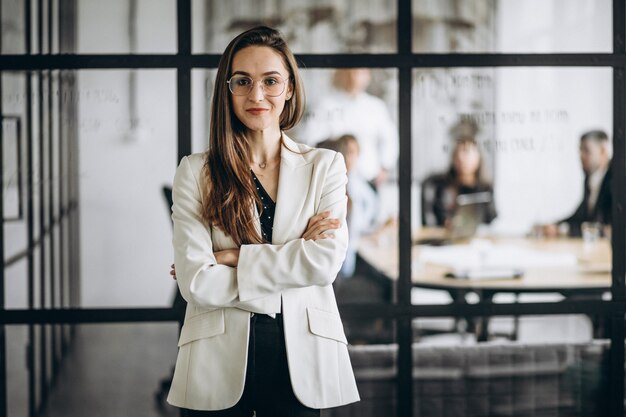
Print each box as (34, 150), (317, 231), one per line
(1, 1), (625, 417)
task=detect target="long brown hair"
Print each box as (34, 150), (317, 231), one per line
(201, 26), (305, 245)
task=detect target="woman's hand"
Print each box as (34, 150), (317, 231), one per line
(169, 249), (240, 280)
(302, 211), (341, 241)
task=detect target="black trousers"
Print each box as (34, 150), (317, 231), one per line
(182, 313), (320, 417)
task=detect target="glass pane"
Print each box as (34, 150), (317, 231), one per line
(1, 0), (25, 54)
(73, 69), (177, 307)
(193, 67), (401, 313)
(328, 317), (612, 416)
(5, 258), (28, 308)
(6, 326), (29, 417)
(403, 67), (612, 343)
(191, 69), (217, 154)
(192, 0), (397, 54)
(412, 67), (612, 230)
(412, 0), (612, 53)
(194, 67), (400, 178)
(409, 334), (610, 415)
(2, 116), (23, 223)
(3, 73), (28, 255)
(76, 0), (176, 53)
(297, 69), (400, 306)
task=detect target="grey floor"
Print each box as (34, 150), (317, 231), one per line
(39, 323), (180, 417)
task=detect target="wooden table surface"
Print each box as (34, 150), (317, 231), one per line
(357, 227), (612, 293)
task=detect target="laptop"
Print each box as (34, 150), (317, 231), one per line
(415, 191), (491, 246)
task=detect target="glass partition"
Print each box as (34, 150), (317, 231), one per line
(72, 70), (177, 307)
(330, 316), (611, 416)
(6, 325), (29, 417)
(75, 0), (176, 54)
(0, 0), (26, 54)
(191, 69), (217, 154)
(412, 67), (612, 233)
(412, 0), (612, 53)
(401, 67), (613, 343)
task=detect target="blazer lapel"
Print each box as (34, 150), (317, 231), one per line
(272, 134), (312, 244)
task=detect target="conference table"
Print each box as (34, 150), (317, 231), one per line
(357, 226), (612, 340)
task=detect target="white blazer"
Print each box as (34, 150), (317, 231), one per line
(166, 134), (360, 411)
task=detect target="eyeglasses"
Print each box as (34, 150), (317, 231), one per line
(227, 75), (288, 97)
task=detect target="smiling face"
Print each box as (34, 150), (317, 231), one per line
(230, 46), (293, 134)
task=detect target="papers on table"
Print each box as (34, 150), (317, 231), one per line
(417, 239), (578, 271)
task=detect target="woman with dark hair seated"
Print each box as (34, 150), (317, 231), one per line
(422, 136), (497, 228)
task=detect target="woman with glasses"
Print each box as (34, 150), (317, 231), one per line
(166, 26), (359, 416)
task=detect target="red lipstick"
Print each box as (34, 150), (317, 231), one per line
(246, 108), (268, 115)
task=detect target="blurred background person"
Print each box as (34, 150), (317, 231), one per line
(299, 68), (398, 190)
(543, 130), (612, 237)
(317, 134), (379, 278)
(318, 134), (392, 344)
(421, 134), (497, 228)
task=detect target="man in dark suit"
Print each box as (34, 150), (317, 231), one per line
(545, 130), (612, 237)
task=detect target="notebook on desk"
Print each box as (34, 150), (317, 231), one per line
(415, 192), (491, 246)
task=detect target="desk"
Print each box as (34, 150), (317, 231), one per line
(357, 227), (612, 339)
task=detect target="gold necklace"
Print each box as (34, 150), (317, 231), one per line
(254, 156), (279, 170)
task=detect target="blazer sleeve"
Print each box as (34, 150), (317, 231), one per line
(236, 152), (349, 302)
(172, 156), (279, 312)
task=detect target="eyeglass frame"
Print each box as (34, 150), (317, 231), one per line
(226, 74), (290, 97)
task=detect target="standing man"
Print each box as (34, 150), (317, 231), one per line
(298, 68), (398, 189)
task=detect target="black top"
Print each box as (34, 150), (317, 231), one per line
(251, 171), (276, 243)
(560, 164), (612, 237)
(421, 173), (497, 227)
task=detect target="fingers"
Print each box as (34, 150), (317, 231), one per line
(305, 211), (331, 230)
(170, 263), (177, 280)
(305, 233), (334, 241)
(309, 219), (340, 237)
(302, 216), (341, 241)
(305, 212), (335, 232)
